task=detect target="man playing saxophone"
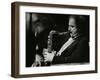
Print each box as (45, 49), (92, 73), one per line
(43, 15), (89, 65)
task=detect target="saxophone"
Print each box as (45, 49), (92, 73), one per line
(32, 30), (69, 66)
(45, 30), (70, 66)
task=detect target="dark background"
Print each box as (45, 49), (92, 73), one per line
(26, 13), (89, 67)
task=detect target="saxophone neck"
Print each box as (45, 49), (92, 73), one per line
(49, 30), (70, 35)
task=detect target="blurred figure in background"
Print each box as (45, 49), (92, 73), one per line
(26, 13), (53, 67)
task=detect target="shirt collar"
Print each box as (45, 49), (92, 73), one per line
(71, 34), (81, 40)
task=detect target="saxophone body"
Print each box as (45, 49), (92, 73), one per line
(45, 30), (70, 66)
(32, 30), (69, 66)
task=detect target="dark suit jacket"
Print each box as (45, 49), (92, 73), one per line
(52, 35), (89, 64)
(26, 29), (49, 67)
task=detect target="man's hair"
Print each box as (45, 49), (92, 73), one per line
(33, 15), (53, 30)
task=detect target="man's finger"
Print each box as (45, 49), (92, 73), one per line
(44, 57), (47, 61)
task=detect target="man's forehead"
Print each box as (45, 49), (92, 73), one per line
(69, 18), (76, 25)
(32, 14), (38, 22)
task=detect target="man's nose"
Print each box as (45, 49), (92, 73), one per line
(68, 26), (71, 31)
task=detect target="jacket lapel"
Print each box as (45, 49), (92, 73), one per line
(61, 36), (81, 56)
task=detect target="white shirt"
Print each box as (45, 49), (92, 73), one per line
(57, 37), (75, 56)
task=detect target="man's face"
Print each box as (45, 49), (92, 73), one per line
(68, 17), (78, 37)
(35, 23), (44, 33)
(32, 14), (44, 33)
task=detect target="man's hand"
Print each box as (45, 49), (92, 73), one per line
(43, 49), (56, 62)
(32, 54), (43, 67)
